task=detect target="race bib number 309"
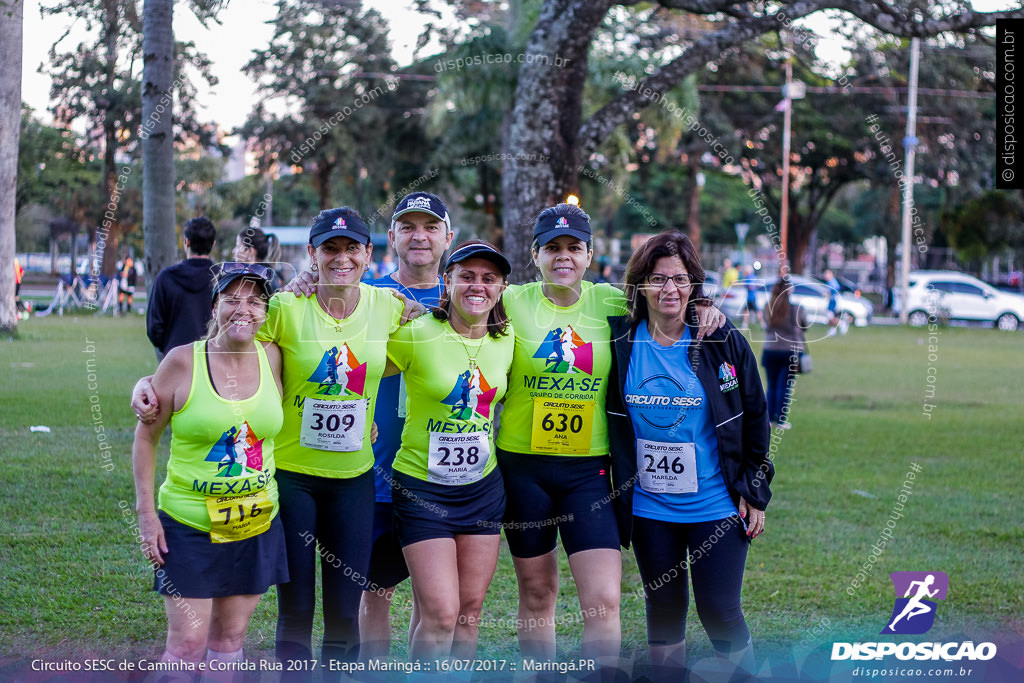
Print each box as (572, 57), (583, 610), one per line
(636, 439), (697, 494)
(300, 399), (368, 452)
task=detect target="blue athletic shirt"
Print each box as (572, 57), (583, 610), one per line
(366, 274), (444, 502)
(624, 324), (737, 523)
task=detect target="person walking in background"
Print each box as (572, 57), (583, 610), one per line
(721, 258), (739, 292)
(761, 277), (807, 430)
(233, 226), (283, 293)
(147, 217), (218, 360)
(740, 265), (762, 329)
(822, 269), (848, 335)
(118, 257), (137, 315)
(15, 257), (27, 317)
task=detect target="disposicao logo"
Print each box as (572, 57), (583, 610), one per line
(831, 571), (997, 663)
(882, 571), (948, 635)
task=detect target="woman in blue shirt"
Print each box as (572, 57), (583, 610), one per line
(606, 231), (772, 683)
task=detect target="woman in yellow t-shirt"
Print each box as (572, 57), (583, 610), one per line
(132, 263), (286, 669)
(256, 208), (403, 674)
(383, 241), (514, 663)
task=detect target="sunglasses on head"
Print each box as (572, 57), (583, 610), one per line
(215, 262), (273, 280)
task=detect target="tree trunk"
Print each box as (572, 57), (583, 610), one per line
(788, 212), (808, 275)
(686, 155), (701, 252)
(0, 0), (23, 336)
(501, 0), (611, 283)
(142, 0), (177, 296)
(315, 162), (333, 211)
(100, 0), (121, 278)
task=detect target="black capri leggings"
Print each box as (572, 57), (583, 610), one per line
(632, 514), (752, 653)
(275, 468), (374, 674)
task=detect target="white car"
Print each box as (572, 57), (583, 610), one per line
(719, 275), (873, 327)
(894, 270), (1024, 331)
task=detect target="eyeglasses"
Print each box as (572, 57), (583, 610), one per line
(646, 273), (693, 288)
(215, 262), (273, 281)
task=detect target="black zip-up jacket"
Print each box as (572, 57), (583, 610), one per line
(146, 258), (216, 355)
(605, 311), (772, 548)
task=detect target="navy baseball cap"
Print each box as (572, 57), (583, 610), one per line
(392, 192), (451, 231)
(212, 262), (274, 303)
(533, 213), (592, 245)
(445, 242), (511, 276)
(310, 208), (371, 247)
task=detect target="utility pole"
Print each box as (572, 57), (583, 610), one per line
(780, 33), (793, 277)
(899, 38), (921, 325)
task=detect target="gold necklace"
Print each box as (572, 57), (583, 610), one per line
(316, 288), (355, 332)
(453, 326), (486, 371)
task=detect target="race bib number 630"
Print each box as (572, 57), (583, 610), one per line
(529, 398), (594, 455)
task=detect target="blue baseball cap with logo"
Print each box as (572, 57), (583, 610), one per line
(445, 242), (511, 276)
(533, 212), (592, 245)
(309, 208), (371, 248)
(392, 192), (451, 231)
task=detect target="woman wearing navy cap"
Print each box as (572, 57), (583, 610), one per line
(381, 240), (515, 663)
(497, 205), (726, 674)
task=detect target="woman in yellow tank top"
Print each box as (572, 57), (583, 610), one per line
(131, 263), (287, 670)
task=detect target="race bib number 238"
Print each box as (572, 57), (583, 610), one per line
(427, 432), (489, 485)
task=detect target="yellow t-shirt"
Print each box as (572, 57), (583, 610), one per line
(257, 285), (402, 478)
(387, 315), (514, 484)
(496, 281), (627, 456)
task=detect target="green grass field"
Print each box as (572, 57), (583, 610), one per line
(1, 315), (1021, 677)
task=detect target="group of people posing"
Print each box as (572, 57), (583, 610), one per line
(130, 191), (778, 682)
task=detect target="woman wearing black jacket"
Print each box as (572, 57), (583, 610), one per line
(605, 231), (772, 683)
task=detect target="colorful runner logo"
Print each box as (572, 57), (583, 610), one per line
(441, 367), (498, 420)
(533, 325), (594, 374)
(206, 422), (265, 476)
(308, 344), (367, 396)
(718, 362), (738, 392)
(881, 571), (949, 635)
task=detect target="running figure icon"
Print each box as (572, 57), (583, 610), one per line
(881, 571), (948, 635)
(887, 574), (938, 631)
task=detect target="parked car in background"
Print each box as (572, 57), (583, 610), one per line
(702, 270), (721, 301)
(720, 274), (873, 327)
(893, 270), (1024, 331)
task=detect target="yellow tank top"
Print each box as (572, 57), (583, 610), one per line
(158, 341), (284, 532)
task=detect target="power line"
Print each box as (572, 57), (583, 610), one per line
(696, 84), (991, 99)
